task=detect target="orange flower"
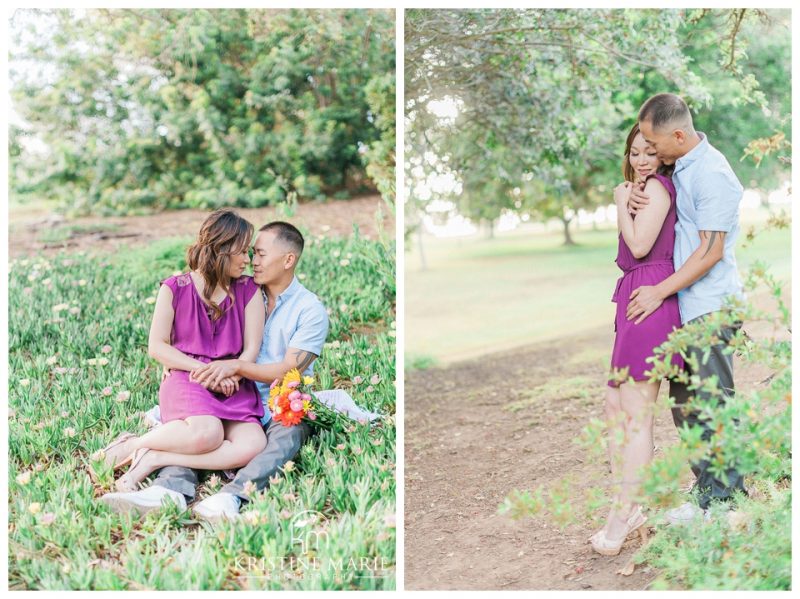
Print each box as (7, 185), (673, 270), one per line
(273, 391), (306, 426)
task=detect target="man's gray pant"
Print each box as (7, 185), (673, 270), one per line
(151, 417), (312, 502)
(669, 315), (746, 510)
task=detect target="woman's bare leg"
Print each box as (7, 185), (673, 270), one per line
(604, 386), (624, 479)
(604, 381), (658, 541)
(593, 386), (624, 537)
(104, 416), (224, 464)
(116, 421), (267, 491)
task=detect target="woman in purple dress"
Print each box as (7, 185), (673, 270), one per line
(95, 209), (267, 492)
(589, 123), (684, 555)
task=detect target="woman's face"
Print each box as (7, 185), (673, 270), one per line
(226, 240), (251, 278)
(629, 132), (662, 181)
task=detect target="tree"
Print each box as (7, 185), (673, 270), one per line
(10, 9), (395, 214)
(405, 9), (790, 243)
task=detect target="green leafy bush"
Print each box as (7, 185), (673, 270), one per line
(499, 258), (791, 589)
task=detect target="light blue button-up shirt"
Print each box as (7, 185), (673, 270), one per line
(254, 276), (329, 424)
(672, 132), (745, 324)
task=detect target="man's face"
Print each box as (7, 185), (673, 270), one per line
(639, 119), (684, 165)
(251, 230), (290, 286)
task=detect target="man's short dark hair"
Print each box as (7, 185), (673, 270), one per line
(260, 221), (304, 256)
(638, 93), (693, 131)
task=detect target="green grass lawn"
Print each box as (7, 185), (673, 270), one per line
(8, 231), (396, 590)
(406, 220), (791, 366)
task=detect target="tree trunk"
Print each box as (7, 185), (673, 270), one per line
(486, 219), (495, 239)
(561, 216), (576, 246)
(417, 227), (428, 271)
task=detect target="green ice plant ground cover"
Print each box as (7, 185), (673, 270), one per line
(8, 231), (396, 590)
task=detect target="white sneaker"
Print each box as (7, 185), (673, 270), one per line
(192, 492), (241, 522)
(100, 485), (187, 515)
(665, 501), (705, 525)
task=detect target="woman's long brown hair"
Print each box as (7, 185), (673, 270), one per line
(186, 209), (253, 321)
(622, 122), (674, 182)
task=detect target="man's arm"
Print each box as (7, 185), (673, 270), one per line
(626, 229), (725, 324)
(190, 347), (318, 388)
(234, 348), (317, 385)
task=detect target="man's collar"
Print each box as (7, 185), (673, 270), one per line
(281, 275), (301, 298)
(273, 276), (301, 302)
(675, 131), (708, 171)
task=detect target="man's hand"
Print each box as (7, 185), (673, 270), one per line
(191, 359), (240, 388)
(627, 181), (650, 215)
(614, 181), (633, 207)
(627, 285), (665, 324)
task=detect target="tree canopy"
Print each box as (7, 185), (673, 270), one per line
(10, 9), (396, 214)
(405, 9), (791, 241)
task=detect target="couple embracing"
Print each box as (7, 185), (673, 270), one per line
(94, 212), (328, 522)
(591, 93), (747, 555)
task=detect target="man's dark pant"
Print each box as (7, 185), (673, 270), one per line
(151, 417), (312, 502)
(669, 315), (746, 510)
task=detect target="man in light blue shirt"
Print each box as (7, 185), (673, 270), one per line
(102, 221), (329, 520)
(251, 274), (329, 425)
(670, 135), (745, 323)
(627, 93), (747, 523)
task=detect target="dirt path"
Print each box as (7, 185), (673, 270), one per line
(8, 194), (393, 258)
(404, 317), (779, 590)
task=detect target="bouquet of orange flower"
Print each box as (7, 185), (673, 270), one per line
(268, 368), (345, 429)
(268, 368), (314, 426)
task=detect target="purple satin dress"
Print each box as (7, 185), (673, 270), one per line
(158, 273), (264, 423)
(608, 173), (684, 387)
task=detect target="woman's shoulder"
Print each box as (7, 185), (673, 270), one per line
(161, 272), (192, 292)
(645, 173), (675, 198)
(234, 275), (258, 288)
(234, 275), (261, 303)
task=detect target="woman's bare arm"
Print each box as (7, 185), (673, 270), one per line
(615, 178), (671, 259)
(239, 290), (265, 363)
(212, 290), (266, 394)
(147, 284), (205, 372)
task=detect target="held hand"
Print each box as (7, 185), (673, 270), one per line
(209, 377), (240, 396)
(161, 367), (170, 383)
(626, 286), (664, 324)
(614, 181), (633, 206)
(218, 377), (239, 397)
(191, 360), (239, 388)
(628, 181), (651, 215)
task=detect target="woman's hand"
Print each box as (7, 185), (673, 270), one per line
(191, 359), (240, 388)
(614, 181), (633, 207)
(217, 377), (240, 397)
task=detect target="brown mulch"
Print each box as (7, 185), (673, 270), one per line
(404, 318), (778, 591)
(9, 194), (393, 258)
